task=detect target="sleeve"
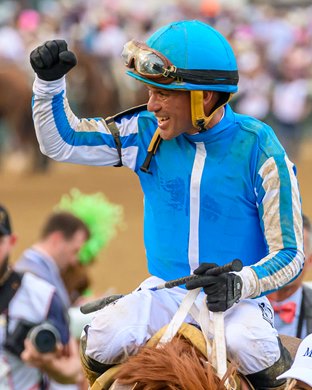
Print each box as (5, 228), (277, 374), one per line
(32, 76), (141, 170)
(46, 292), (70, 345)
(238, 153), (304, 299)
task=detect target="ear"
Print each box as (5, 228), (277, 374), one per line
(9, 234), (18, 246)
(48, 231), (66, 248)
(202, 91), (214, 104)
(202, 91), (219, 113)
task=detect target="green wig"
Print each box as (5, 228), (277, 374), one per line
(55, 188), (124, 264)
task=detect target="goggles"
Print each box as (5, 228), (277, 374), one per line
(122, 39), (239, 86)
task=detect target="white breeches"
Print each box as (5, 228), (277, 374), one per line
(84, 276), (279, 375)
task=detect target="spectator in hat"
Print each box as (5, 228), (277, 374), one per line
(277, 332), (312, 389)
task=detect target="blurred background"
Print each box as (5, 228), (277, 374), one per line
(0, 0), (312, 294)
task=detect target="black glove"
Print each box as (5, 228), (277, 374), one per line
(30, 40), (77, 81)
(185, 263), (243, 312)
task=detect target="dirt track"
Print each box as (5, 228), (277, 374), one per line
(1, 141), (312, 294)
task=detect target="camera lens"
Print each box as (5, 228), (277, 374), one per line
(28, 323), (61, 353)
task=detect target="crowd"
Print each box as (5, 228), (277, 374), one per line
(0, 0), (312, 163)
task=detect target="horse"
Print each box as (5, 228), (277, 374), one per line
(84, 322), (255, 390)
(80, 286), (302, 390)
(85, 325), (302, 390)
(66, 45), (148, 119)
(0, 59), (49, 172)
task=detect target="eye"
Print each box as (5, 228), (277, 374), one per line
(148, 89), (168, 100)
(157, 90), (170, 100)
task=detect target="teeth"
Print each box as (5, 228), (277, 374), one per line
(159, 117), (169, 122)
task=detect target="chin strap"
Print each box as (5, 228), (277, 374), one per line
(140, 128), (162, 174)
(191, 91), (232, 132)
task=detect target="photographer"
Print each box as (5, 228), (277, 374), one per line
(0, 205), (84, 389)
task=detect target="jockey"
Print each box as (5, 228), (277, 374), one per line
(29, 20), (303, 389)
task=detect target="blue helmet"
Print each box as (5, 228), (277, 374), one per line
(126, 20), (239, 93)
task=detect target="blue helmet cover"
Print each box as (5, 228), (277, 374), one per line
(127, 20), (238, 92)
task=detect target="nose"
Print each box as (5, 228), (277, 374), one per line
(147, 92), (161, 113)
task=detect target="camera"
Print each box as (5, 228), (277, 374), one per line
(5, 320), (61, 356)
(28, 322), (61, 353)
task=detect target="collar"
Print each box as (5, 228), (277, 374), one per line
(184, 104), (235, 143)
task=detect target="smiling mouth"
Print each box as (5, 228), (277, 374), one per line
(157, 117), (170, 128)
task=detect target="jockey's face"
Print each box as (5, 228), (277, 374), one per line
(147, 86), (198, 140)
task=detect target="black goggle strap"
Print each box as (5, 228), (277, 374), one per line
(105, 116), (123, 167)
(105, 104), (148, 168)
(191, 91), (233, 132)
(153, 64), (239, 86)
(140, 128), (162, 174)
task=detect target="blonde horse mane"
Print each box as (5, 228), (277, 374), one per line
(114, 335), (237, 390)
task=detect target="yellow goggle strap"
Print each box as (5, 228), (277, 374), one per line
(191, 90), (233, 132)
(140, 127), (162, 174)
(147, 127), (161, 153)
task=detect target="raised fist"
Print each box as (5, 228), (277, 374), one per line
(30, 40), (77, 81)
